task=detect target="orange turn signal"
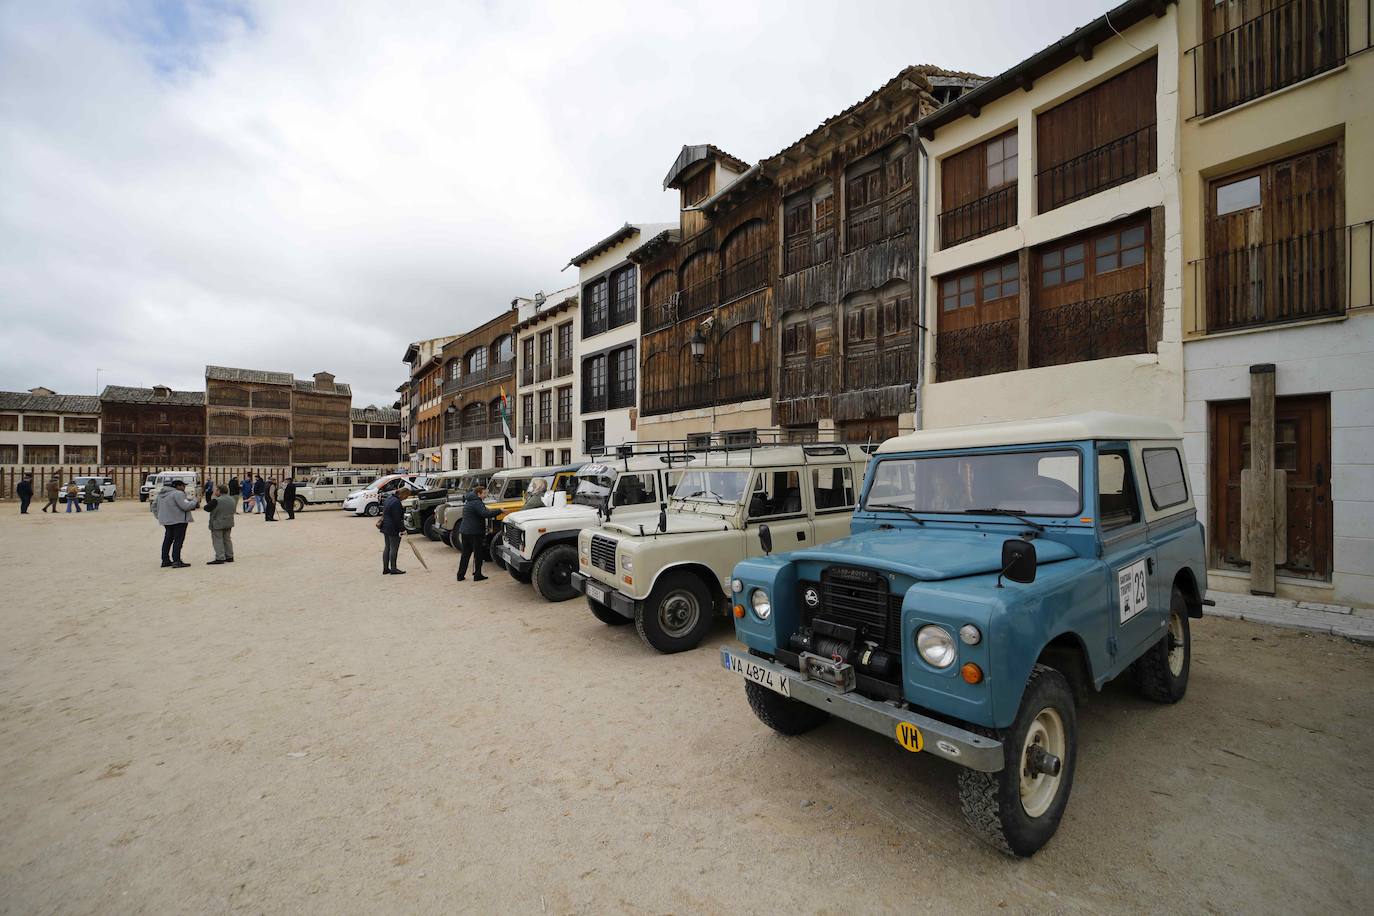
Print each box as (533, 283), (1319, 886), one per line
(733, 604), (746, 619)
(960, 663), (983, 684)
(623, 575), (633, 585)
(579, 556), (587, 566)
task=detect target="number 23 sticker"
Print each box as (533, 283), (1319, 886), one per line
(1117, 558), (1149, 623)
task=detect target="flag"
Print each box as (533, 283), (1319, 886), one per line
(499, 387), (514, 456)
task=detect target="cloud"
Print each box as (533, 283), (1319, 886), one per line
(0, 0), (1117, 407)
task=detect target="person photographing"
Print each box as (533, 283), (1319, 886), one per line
(378, 486), (411, 575)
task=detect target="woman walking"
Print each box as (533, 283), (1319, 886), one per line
(456, 485), (499, 582)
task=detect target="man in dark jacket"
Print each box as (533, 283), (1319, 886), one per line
(263, 478), (278, 521)
(16, 474), (33, 514)
(456, 485), (500, 582)
(282, 477), (297, 519)
(252, 475), (266, 513)
(379, 486), (411, 575)
(228, 476), (240, 498)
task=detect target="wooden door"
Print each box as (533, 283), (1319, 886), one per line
(1211, 394), (1331, 579)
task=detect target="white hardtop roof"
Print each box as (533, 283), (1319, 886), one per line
(877, 412), (1181, 455)
(682, 444), (872, 468)
(579, 453), (704, 474)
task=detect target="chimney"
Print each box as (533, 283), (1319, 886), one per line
(28, 386), (56, 396)
(153, 385), (171, 399)
(312, 371), (336, 393)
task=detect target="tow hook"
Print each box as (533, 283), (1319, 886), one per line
(1026, 745), (1062, 778)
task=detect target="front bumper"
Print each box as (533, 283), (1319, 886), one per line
(720, 647), (1004, 773)
(570, 571), (635, 619)
(497, 542), (532, 576)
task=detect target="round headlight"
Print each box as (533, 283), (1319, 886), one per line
(750, 589), (771, 620)
(959, 624), (982, 646)
(620, 556), (633, 571)
(731, 578), (744, 594)
(916, 625), (957, 668)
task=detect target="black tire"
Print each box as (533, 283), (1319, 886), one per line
(139, 494), (148, 502)
(745, 680), (828, 735)
(1135, 585), (1191, 703)
(422, 513), (440, 542)
(635, 571), (716, 654)
(588, 597), (631, 626)
(292, 496), (306, 514)
(488, 533), (506, 570)
(440, 529), (453, 548)
(508, 562), (531, 584)
(363, 502), (381, 517)
(531, 544), (578, 602)
(957, 664), (1077, 858)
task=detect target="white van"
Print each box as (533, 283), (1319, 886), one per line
(294, 469), (380, 511)
(140, 470), (199, 502)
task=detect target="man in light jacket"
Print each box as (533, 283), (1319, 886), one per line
(205, 483), (236, 564)
(156, 479), (200, 568)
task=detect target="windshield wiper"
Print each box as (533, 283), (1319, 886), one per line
(964, 507), (1045, 533)
(865, 503), (925, 525)
(682, 489), (725, 505)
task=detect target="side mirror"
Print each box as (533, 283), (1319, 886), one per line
(998, 539), (1037, 587)
(759, 524), (773, 556)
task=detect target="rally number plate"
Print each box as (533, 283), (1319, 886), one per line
(722, 650), (790, 697)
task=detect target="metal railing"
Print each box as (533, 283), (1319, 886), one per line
(537, 362), (552, 382)
(720, 250), (770, 303)
(446, 359), (514, 392)
(535, 421), (552, 441)
(1036, 122), (1156, 213)
(519, 424), (533, 442)
(1190, 221), (1371, 333)
(520, 364), (534, 386)
(443, 420), (502, 443)
(678, 275), (717, 321)
(582, 391), (607, 414)
(555, 355), (573, 378)
(939, 184), (1017, 249)
(936, 318), (1020, 382)
(642, 297), (676, 334)
(608, 387), (636, 410)
(1186, 0), (1358, 118)
(1031, 287), (1150, 368)
(554, 420), (573, 440)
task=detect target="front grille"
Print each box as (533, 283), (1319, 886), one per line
(589, 534), (617, 574)
(801, 566), (904, 654)
(505, 525), (525, 552)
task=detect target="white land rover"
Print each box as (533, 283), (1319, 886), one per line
(572, 444), (873, 654)
(293, 469), (380, 511)
(497, 455), (692, 601)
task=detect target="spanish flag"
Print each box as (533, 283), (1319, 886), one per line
(499, 386), (514, 456)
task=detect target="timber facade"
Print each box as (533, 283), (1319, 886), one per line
(440, 310), (516, 471)
(100, 385), (206, 467)
(205, 366), (294, 466)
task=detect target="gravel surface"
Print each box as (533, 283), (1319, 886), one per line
(1, 501), (1371, 914)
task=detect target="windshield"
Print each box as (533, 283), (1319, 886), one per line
(672, 469), (751, 505)
(574, 472), (614, 508)
(863, 449), (1082, 517)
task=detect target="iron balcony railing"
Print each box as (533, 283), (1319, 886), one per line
(1036, 122), (1156, 213)
(720, 250), (770, 304)
(555, 355), (573, 378)
(608, 387), (635, 410)
(678, 275), (717, 321)
(537, 362), (552, 382)
(519, 423), (533, 442)
(1190, 220), (1372, 334)
(939, 184), (1017, 249)
(536, 421), (552, 441)
(520, 364), (534, 386)
(1186, 0), (1358, 118)
(1031, 287), (1150, 369)
(444, 420), (502, 443)
(936, 318), (1020, 382)
(583, 313), (609, 338)
(447, 359), (514, 393)
(642, 297), (676, 334)
(582, 391), (607, 414)
(554, 420), (573, 440)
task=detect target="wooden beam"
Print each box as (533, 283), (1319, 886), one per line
(918, 125), (935, 141)
(1076, 38), (1094, 61)
(1017, 73), (1034, 92)
(1151, 0), (1168, 16)
(1246, 364), (1277, 596)
(847, 113), (866, 130)
(965, 102), (981, 119)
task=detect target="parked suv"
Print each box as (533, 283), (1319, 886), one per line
(61, 475), (116, 502)
(140, 470), (198, 501)
(572, 444), (872, 654)
(498, 454), (693, 600)
(482, 464), (582, 568)
(402, 470), (470, 540)
(294, 469), (379, 511)
(721, 413), (1207, 857)
(434, 468), (498, 545)
(343, 473), (421, 517)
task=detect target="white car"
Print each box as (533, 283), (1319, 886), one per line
(62, 475), (116, 502)
(344, 473), (421, 516)
(140, 471), (199, 502)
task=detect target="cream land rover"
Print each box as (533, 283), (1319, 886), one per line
(571, 444), (873, 654)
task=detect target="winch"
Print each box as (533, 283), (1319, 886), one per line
(788, 617), (900, 682)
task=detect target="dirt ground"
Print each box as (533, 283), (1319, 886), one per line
(0, 500), (1370, 915)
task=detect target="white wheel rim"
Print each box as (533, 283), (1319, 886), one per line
(1168, 611), (1186, 677)
(1019, 707), (1066, 818)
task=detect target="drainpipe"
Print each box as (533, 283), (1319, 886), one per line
(914, 132), (930, 432)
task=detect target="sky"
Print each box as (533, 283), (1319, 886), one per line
(0, 0), (1120, 409)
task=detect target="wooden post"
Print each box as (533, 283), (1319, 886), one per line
(1247, 364), (1277, 596)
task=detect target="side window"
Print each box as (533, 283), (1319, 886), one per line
(613, 473), (656, 507)
(1142, 447), (1188, 510)
(811, 466), (856, 512)
(748, 470), (805, 520)
(319, 476), (335, 486)
(1098, 451), (1141, 529)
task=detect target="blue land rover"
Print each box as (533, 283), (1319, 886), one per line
(722, 413), (1207, 856)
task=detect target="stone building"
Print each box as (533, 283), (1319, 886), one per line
(0, 388), (102, 465)
(511, 285), (577, 467)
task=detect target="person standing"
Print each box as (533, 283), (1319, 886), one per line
(64, 481), (81, 513)
(282, 477), (297, 520)
(263, 478), (278, 521)
(252, 475), (266, 513)
(456, 484), (499, 582)
(41, 474), (60, 513)
(203, 479), (214, 503)
(16, 474), (33, 514)
(205, 483), (236, 564)
(82, 478), (100, 511)
(228, 475), (240, 498)
(156, 479), (200, 568)
(379, 486), (411, 575)
(242, 476), (254, 513)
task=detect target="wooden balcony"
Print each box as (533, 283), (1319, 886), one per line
(720, 250), (770, 304)
(1036, 123), (1156, 213)
(678, 275), (717, 321)
(842, 347), (914, 393)
(780, 357), (833, 402)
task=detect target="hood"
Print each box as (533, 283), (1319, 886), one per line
(506, 505), (596, 526)
(789, 527), (1075, 581)
(603, 512), (730, 537)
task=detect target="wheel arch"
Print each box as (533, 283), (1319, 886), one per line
(646, 562), (728, 612)
(1035, 630), (1097, 701)
(531, 531), (579, 559)
(1172, 567), (1204, 619)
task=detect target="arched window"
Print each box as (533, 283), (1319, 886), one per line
(642, 348), (676, 415)
(465, 346), (488, 375)
(720, 219), (769, 302)
(491, 335), (513, 365)
(461, 402), (484, 429)
(252, 415), (290, 438)
(488, 398), (503, 425)
(677, 250), (716, 319)
(209, 442), (249, 465)
(717, 319), (768, 401)
(643, 270), (678, 331)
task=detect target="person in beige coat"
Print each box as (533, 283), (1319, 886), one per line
(205, 483), (237, 565)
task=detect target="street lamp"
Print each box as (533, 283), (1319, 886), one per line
(689, 326), (708, 363)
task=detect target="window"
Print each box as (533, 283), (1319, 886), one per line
(557, 387), (572, 423)
(1098, 451), (1141, 529)
(369, 424), (383, 438)
(584, 418), (605, 455)
(1142, 448), (1188, 510)
(385, 425), (401, 439)
(985, 131), (1017, 189)
(492, 446), (504, 468)
(492, 335), (513, 364)
(0, 414), (16, 431)
(538, 390), (552, 427)
(559, 449), (571, 464)
(523, 456), (533, 466)
(1094, 225), (1146, 274)
(682, 168), (711, 206)
(557, 323), (573, 361)
(488, 399), (503, 425)
(582, 354), (607, 411)
(66, 445), (98, 463)
(544, 450), (555, 466)
(1215, 176), (1261, 216)
(353, 423), (368, 438)
(450, 449), (460, 469)
(1040, 242), (1086, 288)
(538, 330), (553, 367)
(982, 260), (1019, 302)
(449, 360), (462, 381)
(942, 274), (977, 312)
(24, 445), (59, 464)
(468, 447), (482, 469)
(521, 337), (535, 381)
(64, 416), (97, 433)
(583, 278), (609, 336)
(520, 394), (533, 434)
(613, 472), (657, 507)
(23, 415), (58, 432)
(610, 346), (636, 408)
(747, 470), (805, 519)
(610, 265), (637, 327)
(812, 466), (856, 512)
(466, 347), (487, 375)
(845, 162), (884, 249)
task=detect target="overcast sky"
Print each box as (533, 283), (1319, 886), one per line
(0, 0), (1118, 408)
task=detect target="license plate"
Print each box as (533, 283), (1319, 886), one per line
(723, 650), (790, 697)
(586, 583), (606, 604)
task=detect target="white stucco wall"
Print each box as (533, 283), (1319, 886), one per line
(0, 413), (102, 463)
(513, 285), (579, 467)
(920, 9), (1183, 431)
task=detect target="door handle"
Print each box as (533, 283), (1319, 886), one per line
(1146, 557), (1154, 574)
(797, 531), (807, 541)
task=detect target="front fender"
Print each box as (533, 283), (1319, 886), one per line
(731, 556), (798, 654)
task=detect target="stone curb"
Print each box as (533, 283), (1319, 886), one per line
(1205, 597), (1374, 644)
